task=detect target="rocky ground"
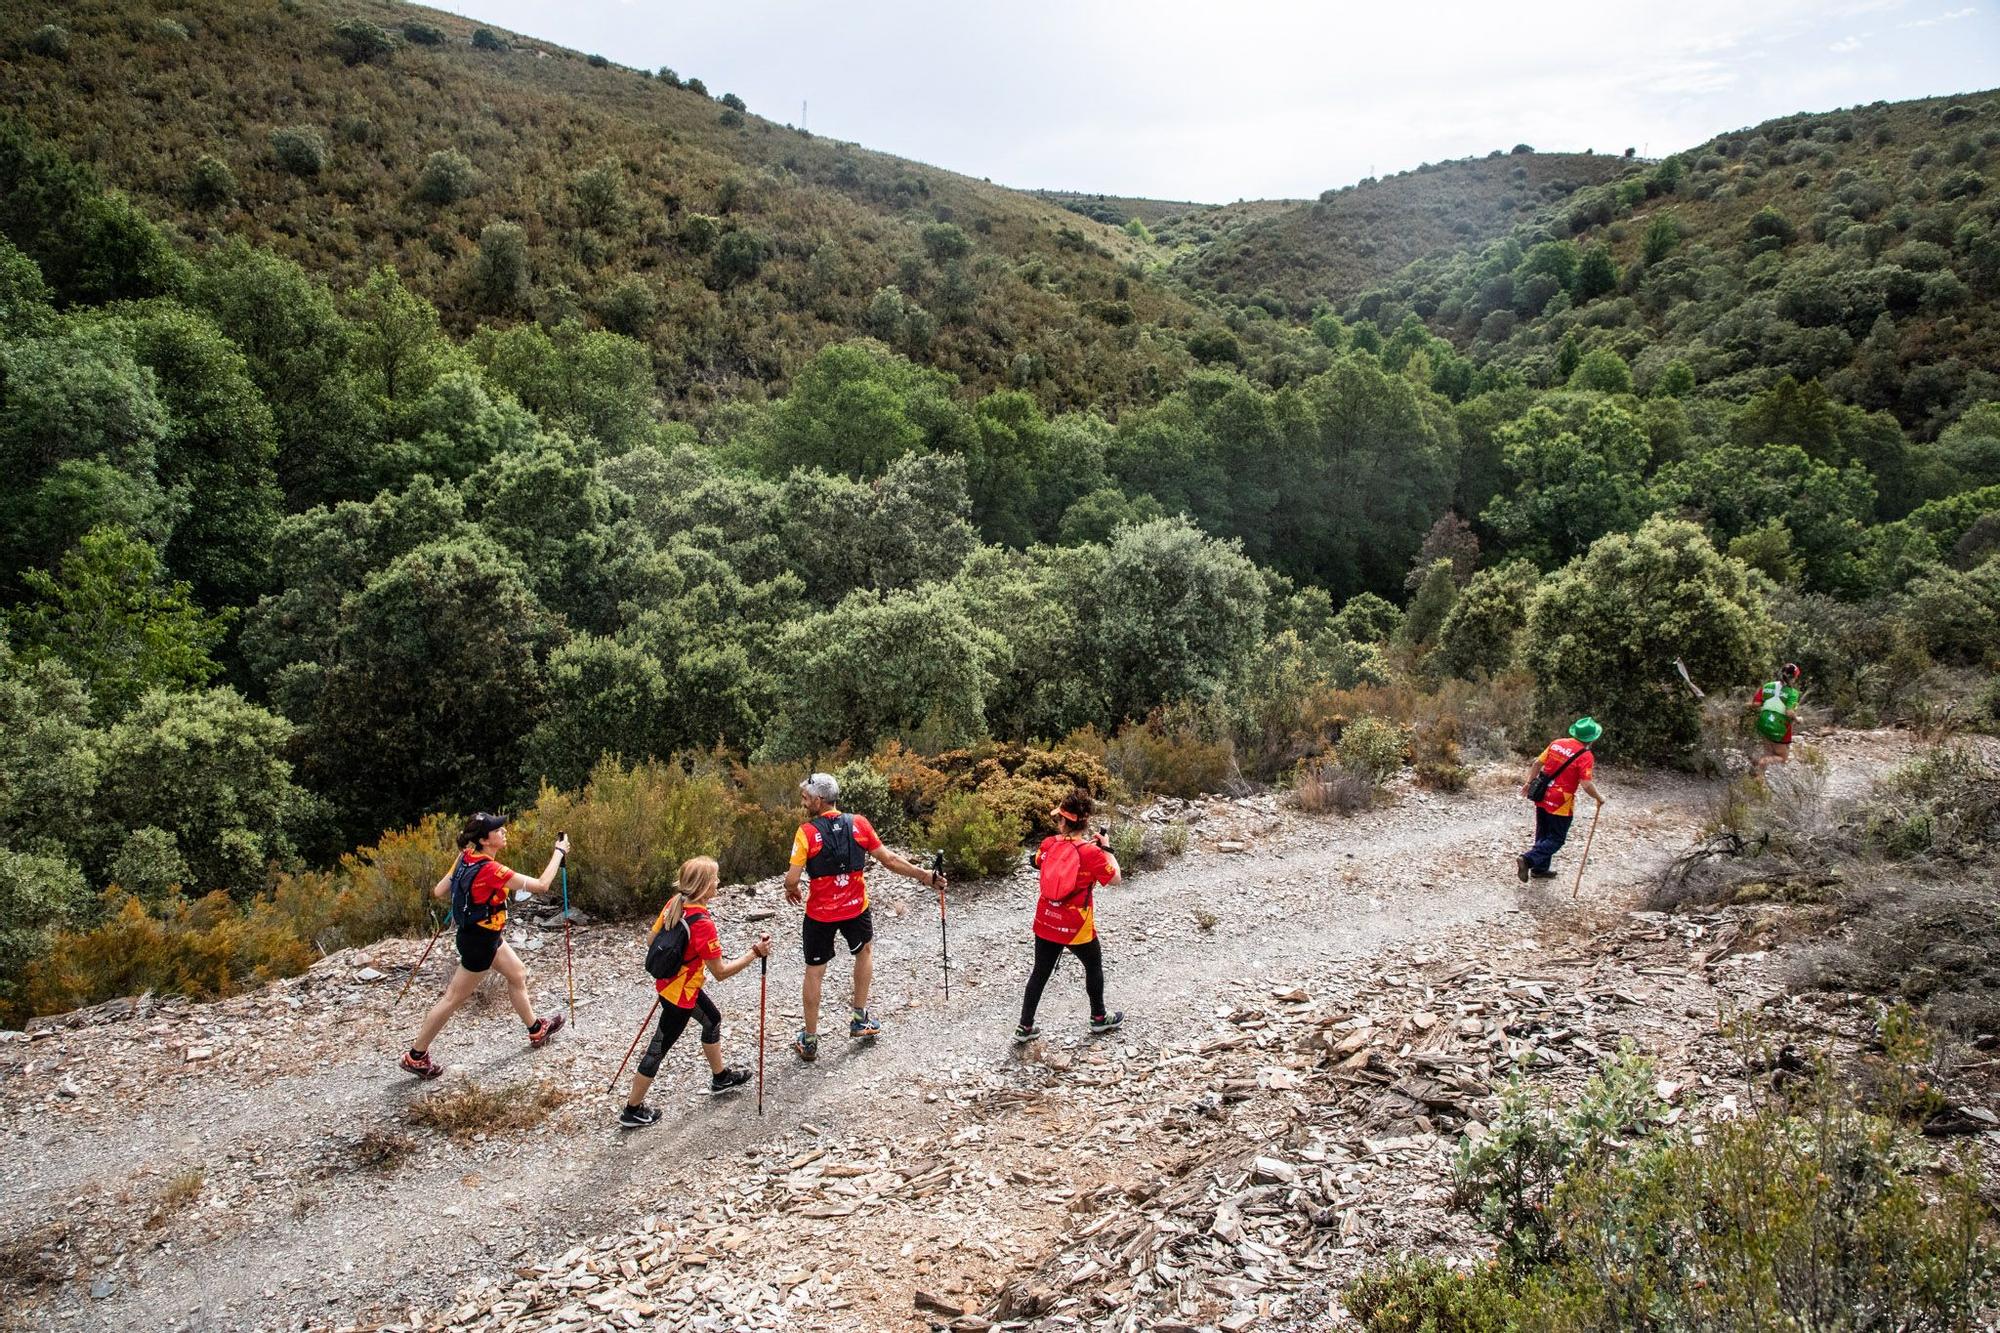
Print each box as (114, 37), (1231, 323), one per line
(2, 728), (1992, 1332)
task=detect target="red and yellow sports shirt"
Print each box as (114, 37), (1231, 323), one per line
(1033, 836), (1115, 946)
(651, 902), (722, 1008)
(789, 812), (882, 923)
(460, 851), (514, 932)
(1533, 739), (1595, 818)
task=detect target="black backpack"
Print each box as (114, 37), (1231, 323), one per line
(449, 856), (504, 927)
(1525, 743), (1589, 804)
(645, 914), (693, 981)
(804, 813), (868, 878)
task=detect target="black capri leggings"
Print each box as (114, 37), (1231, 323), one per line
(637, 991), (723, 1077)
(1019, 936), (1106, 1028)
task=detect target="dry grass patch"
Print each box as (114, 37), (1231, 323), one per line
(349, 1126), (418, 1171)
(143, 1166), (204, 1229)
(405, 1079), (568, 1140)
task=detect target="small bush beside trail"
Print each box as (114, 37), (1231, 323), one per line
(921, 790), (1024, 880)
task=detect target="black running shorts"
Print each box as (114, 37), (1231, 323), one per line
(456, 923), (503, 973)
(801, 908), (873, 967)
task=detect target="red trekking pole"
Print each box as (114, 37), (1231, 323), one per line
(607, 996), (661, 1094)
(394, 916), (448, 1008)
(756, 953), (768, 1118)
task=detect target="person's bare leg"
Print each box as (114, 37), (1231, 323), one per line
(625, 1070), (654, 1107)
(492, 944), (535, 1024)
(701, 1041), (724, 1074)
(851, 942), (873, 1014)
(802, 963), (826, 1035)
(412, 966), (483, 1050)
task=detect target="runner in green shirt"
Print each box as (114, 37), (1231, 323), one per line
(1751, 663), (1803, 777)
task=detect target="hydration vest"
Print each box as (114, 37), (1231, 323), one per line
(804, 813), (868, 879)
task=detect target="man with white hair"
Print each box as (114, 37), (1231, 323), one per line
(784, 771), (946, 1061)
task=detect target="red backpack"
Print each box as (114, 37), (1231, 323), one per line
(1036, 838), (1090, 906)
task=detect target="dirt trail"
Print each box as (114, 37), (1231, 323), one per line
(0, 731), (1916, 1331)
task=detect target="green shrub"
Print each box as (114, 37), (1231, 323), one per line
(331, 18), (395, 65)
(1412, 716), (1472, 792)
(187, 154), (237, 209)
(1346, 1257), (1518, 1332)
(415, 150), (477, 205)
(470, 27), (506, 51)
(1338, 715), (1407, 785)
(1864, 744), (1999, 862)
(269, 126), (327, 177)
(0, 849), (89, 1013)
(401, 21), (446, 46)
(1102, 715), (1235, 797)
(1452, 1041), (1663, 1269)
(717, 108), (744, 129)
(153, 19), (190, 41)
(1107, 821), (1144, 867)
(1161, 822), (1189, 856)
(28, 24), (70, 59)
(920, 791), (1025, 880)
(832, 759), (903, 845)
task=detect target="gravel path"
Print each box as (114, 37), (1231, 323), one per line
(0, 730), (1916, 1330)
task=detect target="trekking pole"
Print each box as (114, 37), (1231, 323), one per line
(607, 996), (661, 1094)
(393, 915), (449, 1008)
(756, 953), (768, 1118)
(559, 833), (576, 1028)
(1571, 803), (1603, 901)
(933, 851), (950, 1001)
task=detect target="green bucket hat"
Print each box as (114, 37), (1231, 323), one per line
(1569, 716), (1603, 745)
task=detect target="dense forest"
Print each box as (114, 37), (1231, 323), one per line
(0, 0), (1996, 1025)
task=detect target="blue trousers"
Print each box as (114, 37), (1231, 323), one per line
(1524, 807), (1573, 872)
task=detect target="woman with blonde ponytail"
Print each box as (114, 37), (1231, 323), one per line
(620, 857), (771, 1128)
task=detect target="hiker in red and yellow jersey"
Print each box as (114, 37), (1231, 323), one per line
(401, 813), (570, 1079)
(783, 772), (945, 1062)
(1516, 718), (1605, 882)
(1015, 788), (1123, 1043)
(618, 857), (771, 1128)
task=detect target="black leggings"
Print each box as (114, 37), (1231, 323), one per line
(637, 991), (722, 1077)
(1019, 937), (1106, 1028)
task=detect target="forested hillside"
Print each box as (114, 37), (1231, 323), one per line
(1179, 151), (1633, 311)
(1322, 94), (2000, 439)
(0, 3), (1996, 1038)
(0, 0), (1207, 412)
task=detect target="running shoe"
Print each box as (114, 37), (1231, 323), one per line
(1012, 1024), (1040, 1045)
(849, 1009), (880, 1039)
(619, 1103), (661, 1129)
(527, 1014), (566, 1047)
(400, 1049), (442, 1080)
(1089, 1011), (1124, 1035)
(710, 1067), (752, 1094)
(1530, 868), (1559, 880)
(793, 1030), (819, 1062)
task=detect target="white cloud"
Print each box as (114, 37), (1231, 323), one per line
(1900, 5), (1978, 25)
(1830, 34), (1865, 49)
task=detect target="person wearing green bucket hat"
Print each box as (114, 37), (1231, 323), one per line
(1517, 717), (1605, 881)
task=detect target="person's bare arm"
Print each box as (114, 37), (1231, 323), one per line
(705, 933), (774, 983)
(870, 845), (944, 888)
(429, 870), (452, 901)
(783, 864), (805, 905)
(507, 835), (571, 895)
(1582, 780), (1605, 806)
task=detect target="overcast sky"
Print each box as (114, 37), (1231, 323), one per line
(435, 1), (2000, 201)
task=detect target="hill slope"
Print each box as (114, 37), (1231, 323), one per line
(1178, 151), (1634, 313)
(1332, 93), (2000, 435)
(0, 0), (1207, 413)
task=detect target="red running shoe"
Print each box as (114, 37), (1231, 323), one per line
(400, 1049), (442, 1079)
(527, 1014), (566, 1048)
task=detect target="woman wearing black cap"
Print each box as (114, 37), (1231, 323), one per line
(400, 813), (572, 1079)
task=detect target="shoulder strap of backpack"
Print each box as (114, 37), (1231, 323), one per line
(1546, 741), (1588, 782)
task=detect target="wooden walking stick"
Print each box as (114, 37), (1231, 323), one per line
(607, 996), (661, 1094)
(1571, 802), (1603, 900)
